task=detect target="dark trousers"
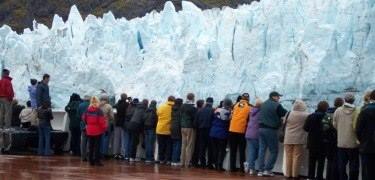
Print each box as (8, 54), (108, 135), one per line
(229, 132), (246, 171)
(308, 149), (325, 180)
(191, 129), (199, 166)
(129, 130), (140, 159)
(198, 128), (212, 167)
(88, 135), (101, 165)
(38, 121), (52, 156)
(70, 127), (81, 156)
(361, 154), (375, 180)
(210, 137), (227, 169)
(324, 144), (339, 180)
(337, 148), (359, 180)
(157, 134), (171, 162)
(21, 122), (31, 129)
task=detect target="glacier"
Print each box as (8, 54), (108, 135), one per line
(0, 0), (375, 109)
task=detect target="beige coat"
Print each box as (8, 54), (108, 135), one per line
(284, 100), (309, 145)
(100, 103), (114, 125)
(333, 103), (359, 148)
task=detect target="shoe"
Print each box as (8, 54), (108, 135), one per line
(145, 160), (153, 164)
(118, 155), (125, 160)
(243, 162), (249, 173)
(249, 169), (256, 175)
(82, 158), (88, 162)
(262, 170), (275, 177)
(257, 172), (263, 177)
(124, 157), (129, 161)
(129, 158), (135, 162)
(166, 161), (171, 165)
(207, 165), (215, 170)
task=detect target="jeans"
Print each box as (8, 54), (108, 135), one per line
(70, 127), (81, 156)
(0, 98), (12, 128)
(144, 129), (156, 161)
(81, 131), (88, 160)
(122, 129), (131, 158)
(229, 132), (246, 171)
(113, 126), (124, 155)
(361, 154), (375, 180)
(157, 134), (171, 162)
(172, 139), (182, 163)
(38, 121), (52, 156)
(338, 148), (359, 180)
(88, 135), (101, 165)
(258, 128), (278, 172)
(246, 138), (259, 170)
(210, 137), (227, 169)
(100, 124), (113, 156)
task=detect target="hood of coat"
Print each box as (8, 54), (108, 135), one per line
(87, 106), (100, 112)
(292, 100), (307, 112)
(342, 103), (356, 114)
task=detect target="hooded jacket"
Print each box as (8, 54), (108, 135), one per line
(0, 76), (14, 102)
(128, 103), (147, 131)
(245, 107), (261, 139)
(333, 103), (359, 148)
(144, 104), (158, 129)
(171, 105), (182, 139)
(156, 101), (174, 135)
(65, 100), (81, 129)
(229, 100), (251, 134)
(83, 106), (107, 136)
(195, 104), (215, 129)
(284, 100), (309, 145)
(356, 102), (375, 154)
(209, 107), (231, 139)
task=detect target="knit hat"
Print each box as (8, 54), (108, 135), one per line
(344, 93), (355, 103)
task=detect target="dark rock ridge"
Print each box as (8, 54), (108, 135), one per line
(0, 0), (257, 33)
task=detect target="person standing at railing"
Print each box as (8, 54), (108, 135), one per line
(0, 69), (14, 129)
(36, 74), (51, 108)
(65, 93), (82, 156)
(78, 95), (91, 161)
(99, 95), (114, 158)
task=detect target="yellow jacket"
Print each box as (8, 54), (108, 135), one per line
(156, 101), (174, 135)
(229, 100), (251, 134)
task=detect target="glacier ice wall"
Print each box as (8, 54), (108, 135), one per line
(1, 0), (375, 108)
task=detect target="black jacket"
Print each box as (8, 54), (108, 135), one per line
(37, 107), (53, 124)
(128, 103), (147, 131)
(356, 103), (375, 154)
(36, 82), (50, 107)
(195, 104), (214, 129)
(171, 105), (182, 139)
(65, 100), (81, 129)
(114, 99), (129, 127)
(144, 107), (157, 130)
(180, 103), (197, 128)
(304, 111), (334, 150)
(124, 104), (136, 129)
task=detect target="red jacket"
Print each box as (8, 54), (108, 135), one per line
(0, 76), (14, 102)
(82, 106), (107, 136)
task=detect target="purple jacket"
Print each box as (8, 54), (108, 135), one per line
(245, 107), (261, 139)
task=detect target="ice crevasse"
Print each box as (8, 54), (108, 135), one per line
(0, 0), (375, 108)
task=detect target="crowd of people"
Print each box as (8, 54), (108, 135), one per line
(0, 68), (374, 180)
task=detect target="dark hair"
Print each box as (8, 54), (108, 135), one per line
(149, 100), (157, 109)
(334, 97), (344, 108)
(187, 93), (195, 101)
(2, 69), (10, 76)
(142, 99), (149, 107)
(30, 79), (38, 85)
(206, 97), (214, 104)
(370, 90), (375, 101)
(174, 98), (183, 107)
(168, 96), (175, 102)
(43, 74), (50, 80)
(26, 101), (31, 107)
(236, 95), (242, 103)
(196, 99), (204, 108)
(223, 99), (233, 108)
(218, 101), (224, 108)
(317, 101), (329, 112)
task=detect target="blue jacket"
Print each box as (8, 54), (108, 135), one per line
(28, 85), (37, 109)
(195, 104), (214, 129)
(209, 108), (231, 139)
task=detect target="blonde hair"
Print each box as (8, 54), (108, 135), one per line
(90, 96), (100, 108)
(255, 98), (263, 107)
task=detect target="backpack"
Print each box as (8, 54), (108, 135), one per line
(321, 113), (336, 143)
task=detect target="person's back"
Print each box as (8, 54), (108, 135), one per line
(196, 103), (214, 129)
(229, 99), (251, 134)
(259, 99), (285, 129)
(66, 100), (81, 129)
(144, 103), (157, 130)
(37, 105), (53, 124)
(245, 107), (261, 140)
(156, 100), (174, 135)
(115, 99), (128, 127)
(19, 102), (36, 125)
(12, 101), (25, 127)
(0, 69), (14, 128)
(36, 81), (50, 108)
(171, 104), (182, 140)
(83, 106), (107, 136)
(333, 104), (359, 148)
(180, 103), (197, 128)
(28, 79), (38, 109)
(0, 71), (14, 102)
(284, 100), (309, 145)
(128, 102), (147, 130)
(210, 107), (231, 139)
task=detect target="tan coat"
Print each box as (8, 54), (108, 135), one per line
(284, 100), (309, 145)
(333, 103), (359, 148)
(100, 103), (114, 125)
